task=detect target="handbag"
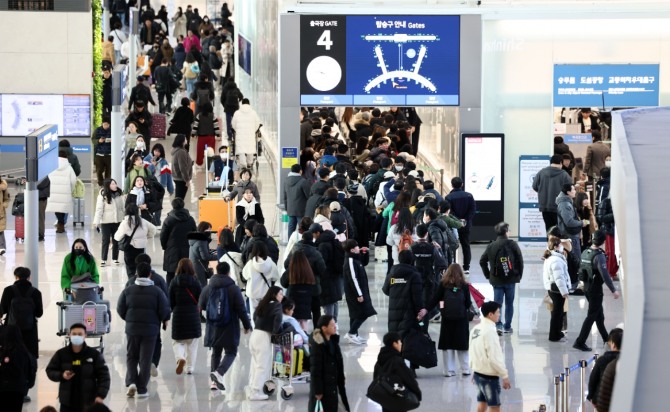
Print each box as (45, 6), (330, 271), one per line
(367, 363), (420, 412)
(118, 222), (140, 252)
(402, 327), (438, 369)
(198, 259), (215, 279)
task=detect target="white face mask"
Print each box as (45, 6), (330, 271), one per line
(395, 165), (403, 171)
(557, 244), (564, 253)
(136, 142), (145, 150)
(70, 335), (85, 346)
(605, 160), (612, 167)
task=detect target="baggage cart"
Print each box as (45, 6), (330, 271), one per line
(263, 332), (310, 400)
(57, 300), (111, 353)
(198, 197), (235, 230)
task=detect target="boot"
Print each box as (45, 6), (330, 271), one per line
(56, 223), (65, 233)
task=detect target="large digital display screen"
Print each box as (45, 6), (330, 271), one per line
(0, 94), (90, 137)
(300, 15), (460, 106)
(238, 34), (252, 76)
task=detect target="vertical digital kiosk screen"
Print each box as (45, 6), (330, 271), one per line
(461, 133), (505, 241)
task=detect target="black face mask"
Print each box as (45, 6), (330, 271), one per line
(74, 249), (86, 256)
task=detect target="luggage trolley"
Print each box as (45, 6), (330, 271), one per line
(263, 331), (310, 400)
(57, 281), (111, 353)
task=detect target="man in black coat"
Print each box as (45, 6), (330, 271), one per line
(161, 198), (198, 285)
(315, 229), (345, 319)
(117, 263), (171, 398)
(201, 262), (253, 391)
(382, 250), (427, 337)
(309, 315), (349, 412)
(45, 323), (110, 411)
(411, 224), (448, 321)
(284, 164), (311, 236)
(445, 177), (477, 274)
(0, 267), (43, 359)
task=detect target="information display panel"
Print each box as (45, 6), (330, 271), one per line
(300, 15), (460, 106)
(0, 94), (91, 136)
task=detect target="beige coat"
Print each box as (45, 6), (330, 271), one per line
(102, 40), (115, 64)
(0, 179), (9, 231)
(584, 141), (611, 178)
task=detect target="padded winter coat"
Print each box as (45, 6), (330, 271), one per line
(160, 208), (197, 272)
(168, 273), (202, 340)
(382, 263), (424, 336)
(45, 158), (76, 214)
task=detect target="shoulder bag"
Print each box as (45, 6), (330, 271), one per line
(118, 221), (140, 252)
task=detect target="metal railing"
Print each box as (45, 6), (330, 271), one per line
(553, 354), (599, 412)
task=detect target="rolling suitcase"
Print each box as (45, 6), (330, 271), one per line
(151, 113), (167, 139)
(15, 215), (25, 241)
(198, 198), (235, 232)
(72, 198), (85, 226)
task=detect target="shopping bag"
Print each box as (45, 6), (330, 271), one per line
(402, 328), (438, 369)
(314, 399), (324, 412)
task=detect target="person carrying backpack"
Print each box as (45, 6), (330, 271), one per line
(0, 267), (43, 359)
(572, 229), (620, 352)
(190, 73), (215, 115)
(479, 222), (524, 335)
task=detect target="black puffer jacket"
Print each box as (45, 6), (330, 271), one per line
(316, 230), (345, 305)
(305, 180), (330, 220)
(308, 329), (346, 412)
(284, 240), (327, 296)
(382, 263), (424, 336)
(161, 208), (198, 272)
(343, 251), (377, 320)
(373, 346), (422, 402)
(169, 274), (202, 340)
(242, 235), (280, 265)
(45, 344), (110, 408)
(117, 278), (171, 337)
(427, 218), (450, 256)
(188, 231), (217, 286)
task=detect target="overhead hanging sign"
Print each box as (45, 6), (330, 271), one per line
(553, 64), (660, 107)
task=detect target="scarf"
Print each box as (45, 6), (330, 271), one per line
(130, 186), (145, 206)
(237, 196), (258, 220)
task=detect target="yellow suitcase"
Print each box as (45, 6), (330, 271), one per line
(198, 198), (236, 230)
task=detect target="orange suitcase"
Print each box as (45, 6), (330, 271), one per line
(198, 198), (235, 232)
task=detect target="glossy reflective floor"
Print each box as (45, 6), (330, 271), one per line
(0, 149), (624, 412)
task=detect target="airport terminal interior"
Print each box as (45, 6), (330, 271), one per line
(2, 0), (663, 411)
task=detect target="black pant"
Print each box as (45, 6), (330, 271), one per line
(3, 391), (24, 412)
(166, 272), (175, 286)
(542, 211), (558, 232)
(386, 244), (394, 274)
(157, 91), (173, 114)
(124, 245), (143, 278)
(411, 123), (421, 156)
(153, 334), (162, 367)
(94, 155), (112, 187)
(125, 334), (158, 394)
(548, 290), (566, 341)
(175, 180), (188, 199)
(311, 296), (322, 327)
(575, 292), (608, 345)
(457, 226), (471, 270)
(100, 222), (120, 261)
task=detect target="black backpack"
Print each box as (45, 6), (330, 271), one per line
(7, 285), (36, 330)
(12, 193), (24, 217)
(579, 248), (604, 293)
(493, 240), (519, 279)
(442, 287), (466, 320)
(136, 85), (151, 104)
(196, 88), (211, 108)
(206, 286), (232, 327)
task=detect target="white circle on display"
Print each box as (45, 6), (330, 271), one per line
(306, 56), (342, 92)
(406, 48), (416, 59)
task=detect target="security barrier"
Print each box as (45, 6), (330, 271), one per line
(553, 354), (599, 412)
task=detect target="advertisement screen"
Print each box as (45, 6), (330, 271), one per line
(300, 15), (460, 106)
(238, 34), (252, 76)
(463, 136), (502, 201)
(0, 94), (91, 137)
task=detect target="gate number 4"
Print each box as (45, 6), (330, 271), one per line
(317, 30), (333, 50)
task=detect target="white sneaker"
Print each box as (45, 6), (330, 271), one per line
(356, 334), (368, 343)
(150, 363), (158, 377)
(113, 260), (120, 265)
(249, 393), (269, 401)
(0, 248), (5, 256)
(210, 371), (225, 390)
(100, 261), (106, 267)
(136, 391), (149, 399)
(126, 384), (137, 397)
(444, 371), (456, 377)
(344, 333), (364, 345)
(210, 381), (219, 391)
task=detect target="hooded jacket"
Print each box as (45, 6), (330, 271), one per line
(160, 208), (197, 272)
(283, 172), (311, 216)
(168, 273), (202, 340)
(242, 256), (279, 300)
(426, 218), (450, 256)
(373, 346), (422, 402)
(308, 329), (346, 412)
(382, 263), (424, 335)
(532, 166), (572, 213)
(117, 277), (171, 337)
(556, 192), (583, 236)
(46, 158), (77, 214)
(199, 274), (252, 348)
(188, 231), (216, 286)
(93, 190), (125, 225)
(305, 180), (330, 219)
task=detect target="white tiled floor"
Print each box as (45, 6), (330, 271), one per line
(0, 150), (624, 412)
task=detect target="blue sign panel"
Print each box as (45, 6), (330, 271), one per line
(554, 64), (660, 107)
(34, 125), (59, 182)
(563, 134), (592, 144)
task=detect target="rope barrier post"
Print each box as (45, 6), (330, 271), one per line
(580, 359), (588, 411)
(554, 375), (561, 412)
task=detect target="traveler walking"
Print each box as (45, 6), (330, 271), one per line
(283, 164), (311, 236)
(0, 267), (44, 359)
(160, 197), (197, 285)
(532, 154), (572, 231)
(372, 332), (422, 412)
(445, 177), (476, 274)
(114, 204), (157, 278)
(168, 258), (202, 375)
(308, 315), (350, 412)
(93, 179), (125, 266)
(543, 238), (571, 342)
(344, 239), (377, 345)
(0, 325), (37, 411)
(557, 183), (590, 288)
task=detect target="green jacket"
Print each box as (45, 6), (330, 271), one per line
(439, 213), (464, 229)
(61, 254), (100, 289)
(124, 166), (150, 193)
(382, 202), (395, 232)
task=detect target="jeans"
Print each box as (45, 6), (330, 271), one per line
(56, 212), (67, 224)
(442, 349), (470, 375)
(125, 334), (158, 395)
(575, 292), (609, 345)
(225, 112), (234, 140)
(100, 222), (120, 261)
(493, 284), (516, 330)
(185, 77), (196, 96)
(115, 50), (122, 64)
(568, 234), (581, 285)
(474, 373), (501, 407)
(323, 302), (339, 322)
(211, 343), (237, 375)
(542, 211), (558, 232)
(175, 180), (188, 199)
(457, 226), (471, 270)
(288, 215), (300, 237)
(548, 289), (566, 341)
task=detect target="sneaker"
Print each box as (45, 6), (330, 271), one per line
(444, 371), (456, 377)
(572, 342), (592, 352)
(0, 248), (5, 256)
(464, 270), (470, 276)
(344, 333), (364, 345)
(126, 384), (137, 397)
(100, 261), (106, 267)
(176, 358), (186, 375)
(150, 363), (158, 377)
(210, 381), (219, 391)
(249, 393), (269, 401)
(210, 371), (225, 390)
(136, 392), (149, 399)
(462, 370), (471, 376)
(430, 314), (442, 323)
(23, 396), (31, 403)
(186, 368), (193, 375)
(356, 334), (368, 344)
(113, 260), (120, 265)
(496, 328), (503, 336)
(503, 328), (513, 334)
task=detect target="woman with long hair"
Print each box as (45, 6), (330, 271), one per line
(285, 250), (316, 330)
(234, 187), (264, 244)
(426, 264), (472, 377)
(172, 6), (187, 39)
(168, 98), (195, 146)
(387, 207), (417, 264)
(60, 238), (100, 290)
(114, 204), (157, 277)
(124, 152), (150, 193)
(248, 286), (284, 401)
(0, 325), (36, 411)
(169, 258), (202, 375)
(93, 178), (125, 266)
(242, 241), (279, 315)
(182, 52), (199, 95)
(145, 143), (174, 197)
(543, 237), (571, 342)
(125, 175), (157, 223)
(340, 107), (356, 141)
(382, 191), (412, 270)
(575, 192), (596, 250)
(217, 227), (244, 285)
(313, 205), (334, 232)
(353, 136), (371, 164)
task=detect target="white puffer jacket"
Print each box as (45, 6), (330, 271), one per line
(242, 256), (279, 300)
(543, 251), (570, 295)
(113, 216), (157, 249)
(231, 104), (260, 154)
(45, 158), (76, 214)
(93, 190), (125, 225)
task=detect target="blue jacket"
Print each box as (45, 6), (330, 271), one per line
(446, 188), (476, 225)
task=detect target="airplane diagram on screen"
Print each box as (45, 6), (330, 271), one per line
(363, 33), (439, 93)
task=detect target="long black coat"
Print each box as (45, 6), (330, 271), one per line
(343, 252), (377, 320)
(199, 274), (252, 348)
(169, 274), (202, 340)
(309, 330), (347, 412)
(0, 279), (43, 357)
(315, 230), (345, 306)
(45, 344), (110, 408)
(382, 263), (424, 336)
(160, 208), (198, 272)
(426, 283), (471, 350)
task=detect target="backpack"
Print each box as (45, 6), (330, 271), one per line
(445, 226), (460, 252)
(7, 285), (36, 330)
(442, 286), (466, 320)
(398, 229), (414, 252)
(72, 178), (85, 199)
(136, 85), (151, 104)
(493, 240), (519, 279)
(12, 193), (24, 216)
(579, 248), (604, 293)
(196, 88), (211, 108)
(206, 286), (232, 327)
